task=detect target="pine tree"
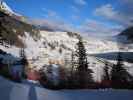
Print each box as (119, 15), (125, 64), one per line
(70, 51), (75, 79)
(103, 62), (110, 81)
(20, 48), (25, 58)
(68, 51), (76, 88)
(20, 48), (28, 65)
(19, 48), (28, 78)
(111, 52), (131, 88)
(101, 62), (111, 88)
(75, 36), (93, 88)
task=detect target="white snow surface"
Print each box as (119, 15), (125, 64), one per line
(1, 1), (14, 13)
(0, 76), (133, 100)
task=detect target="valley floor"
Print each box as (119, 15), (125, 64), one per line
(0, 76), (133, 100)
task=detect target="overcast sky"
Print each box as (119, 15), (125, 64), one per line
(4, 0), (133, 37)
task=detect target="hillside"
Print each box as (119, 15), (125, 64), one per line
(118, 27), (133, 41)
(115, 26), (133, 45)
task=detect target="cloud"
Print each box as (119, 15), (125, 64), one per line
(94, 4), (117, 19)
(71, 15), (80, 20)
(74, 0), (87, 5)
(94, 4), (133, 27)
(41, 8), (59, 18)
(78, 19), (123, 37)
(47, 10), (58, 17)
(32, 6), (122, 37)
(31, 17), (122, 37)
(34, 8), (76, 32)
(31, 18), (76, 32)
(71, 6), (79, 12)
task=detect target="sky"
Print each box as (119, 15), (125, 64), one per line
(3, 0), (133, 37)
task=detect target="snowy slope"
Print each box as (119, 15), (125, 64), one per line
(1, 1), (13, 13)
(19, 31), (119, 70)
(0, 76), (133, 100)
(2, 28), (133, 81)
(0, 30), (129, 81)
(39, 31), (119, 62)
(0, 1), (21, 16)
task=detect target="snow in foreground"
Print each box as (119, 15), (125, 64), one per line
(0, 76), (133, 100)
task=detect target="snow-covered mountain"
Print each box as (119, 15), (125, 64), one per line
(0, 28), (120, 81)
(1, 1), (133, 82)
(0, 0), (21, 16)
(0, 1), (14, 13)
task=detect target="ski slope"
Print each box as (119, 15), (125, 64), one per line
(0, 76), (133, 100)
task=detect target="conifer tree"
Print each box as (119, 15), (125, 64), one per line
(75, 36), (93, 88)
(70, 51), (75, 79)
(111, 52), (131, 88)
(103, 62), (110, 81)
(20, 48), (28, 65)
(68, 51), (76, 88)
(20, 48), (28, 78)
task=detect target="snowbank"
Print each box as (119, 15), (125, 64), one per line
(0, 76), (133, 100)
